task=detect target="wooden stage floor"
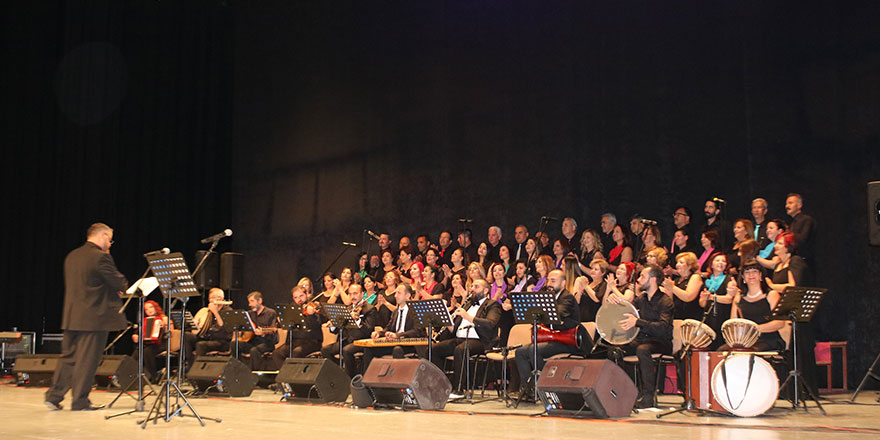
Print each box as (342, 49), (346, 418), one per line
(2, 379), (879, 440)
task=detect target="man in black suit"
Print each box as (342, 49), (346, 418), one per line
(514, 269), (582, 391)
(362, 284), (424, 368)
(321, 284), (379, 376)
(45, 223), (128, 411)
(271, 286), (323, 369)
(427, 279), (501, 393)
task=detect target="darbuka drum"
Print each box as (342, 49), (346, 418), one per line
(711, 353), (778, 417)
(680, 319), (716, 350)
(721, 319), (761, 350)
(595, 300), (639, 345)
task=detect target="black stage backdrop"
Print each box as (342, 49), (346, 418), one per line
(5, 1), (880, 387)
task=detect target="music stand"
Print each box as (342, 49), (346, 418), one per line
(511, 290), (562, 407)
(218, 310), (251, 359)
(140, 252), (219, 428)
(106, 276), (159, 419)
(275, 304), (307, 401)
(770, 286), (827, 415)
(323, 304), (357, 370)
(410, 299), (452, 363)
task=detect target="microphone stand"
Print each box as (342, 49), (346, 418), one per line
(191, 240), (220, 308)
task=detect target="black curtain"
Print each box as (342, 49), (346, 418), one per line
(1, 1), (234, 349)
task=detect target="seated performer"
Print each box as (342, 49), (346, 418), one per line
(362, 284), (424, 369)
(722, 261), (785, 352)
(240, 291), (278, 371)
(184, 288), (233, 369)
(606, 264), (674, 409)
(320, 284), (379, 377)
(131, 299), (172, 382)
(427, 279), (501, 394)
(514, 269), (582, 393)
(271, 285), (323, 369)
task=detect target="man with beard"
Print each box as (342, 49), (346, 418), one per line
(427, 279), (501, 395)
(514, 270), (581, 393)
(702, 198), (733, 252)
(242, 291), (278, 371)
(606, 265), (673, 409)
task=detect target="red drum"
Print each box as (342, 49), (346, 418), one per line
(689, 351), (729, 413)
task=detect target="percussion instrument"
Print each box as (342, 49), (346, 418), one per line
(595, 300), (640, 345)
(711, 353), (778, 417)
(680, 319), (716, 350)
(354, 338), (430, 347)
(721, 318), (761, 350)
(689, 351), (729, 413)
(536, 325), (591, 353)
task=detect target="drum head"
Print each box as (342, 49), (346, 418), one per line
(710, 354), (778, 417)
(595, 301), (639, 345)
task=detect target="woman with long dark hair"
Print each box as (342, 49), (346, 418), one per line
(607, 224), (634, 272)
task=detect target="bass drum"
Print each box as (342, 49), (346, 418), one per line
(595, 300), (639, 345)
(710, 353), (778, 417)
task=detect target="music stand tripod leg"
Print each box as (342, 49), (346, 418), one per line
(850, 350), (880, 402)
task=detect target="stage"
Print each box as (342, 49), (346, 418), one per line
(2, 379), (878, 440)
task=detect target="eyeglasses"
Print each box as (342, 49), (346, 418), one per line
(673, 212), (687, 217)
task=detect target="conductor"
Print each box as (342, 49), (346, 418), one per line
(45, 223), (129, 411)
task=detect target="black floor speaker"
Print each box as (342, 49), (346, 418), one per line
(186, 356), (257, 397)
(362, 358), (451, 410)
(536, 359), (638, 418)
(12, 354), (59, 386)
(94, 355), (137, 389)
(276, 358), (351, 403)
(194, 250), (220, 289)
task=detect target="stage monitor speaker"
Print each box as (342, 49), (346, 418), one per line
(536, 359), (637, 418)
(13, 354), (60, 387)
(869, 181), (880, 246)
(94, 355), (137, 389)
(194, 250), (220, 289)
(275, 358), (351, 403)
(220, 252), (244, 291)
(187, 356), (257, 397)
(362, 358), (451, 410)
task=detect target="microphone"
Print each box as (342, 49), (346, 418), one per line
(364, 229), (381, 240)
(541, 216), (559, 221)
(640, 219), (658, 226)
(342, 242), (358, 247)
(458, 218), (473, 223)
(143, 247), (170, 257)
(200, 229), (232, 244)
(712, 197), (726, 204)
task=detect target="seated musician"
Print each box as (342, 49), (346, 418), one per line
(427, 279), (501, 394)
(514, 269), (581, 394)
(131, 299), (173, 382)
(240, 291), (278, 371)
(606, 264), (673, 409)
(321, 284), (379, 377)
(362, 284), (424, 368)
(183, 287), (233, 369)
(722, 261), (785, 352)
(271, 285), (323, 369)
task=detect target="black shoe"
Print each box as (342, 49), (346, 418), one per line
(634, 394), (655, 409)
(72, 404), (105, 411)
(45, 401), (63, 411)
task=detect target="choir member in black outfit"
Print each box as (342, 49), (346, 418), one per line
(702, 198), (733, 252)
(321, 284), (379, 377)
(660, 252), (703, 320)
(486, 226), (504, 263)
(514, 270), (582, 391)
(723, 262), (785, 352)
(458, 229), (478, 264)
(561, 217), (581, 257)
(428, 279), (502, 394)
(271, 286), (323, 369)
(606, 265), (674, 409)
(699, 253), (736, 350)
(599, 213), (618, 257)
(362, 284), (424, 368)
(573, 258), (608, 322)
(785, 193), (817, 274)
(751, 198), (770, 246)
(576, 229), (605, 274)
(437, 230), (458, 268)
